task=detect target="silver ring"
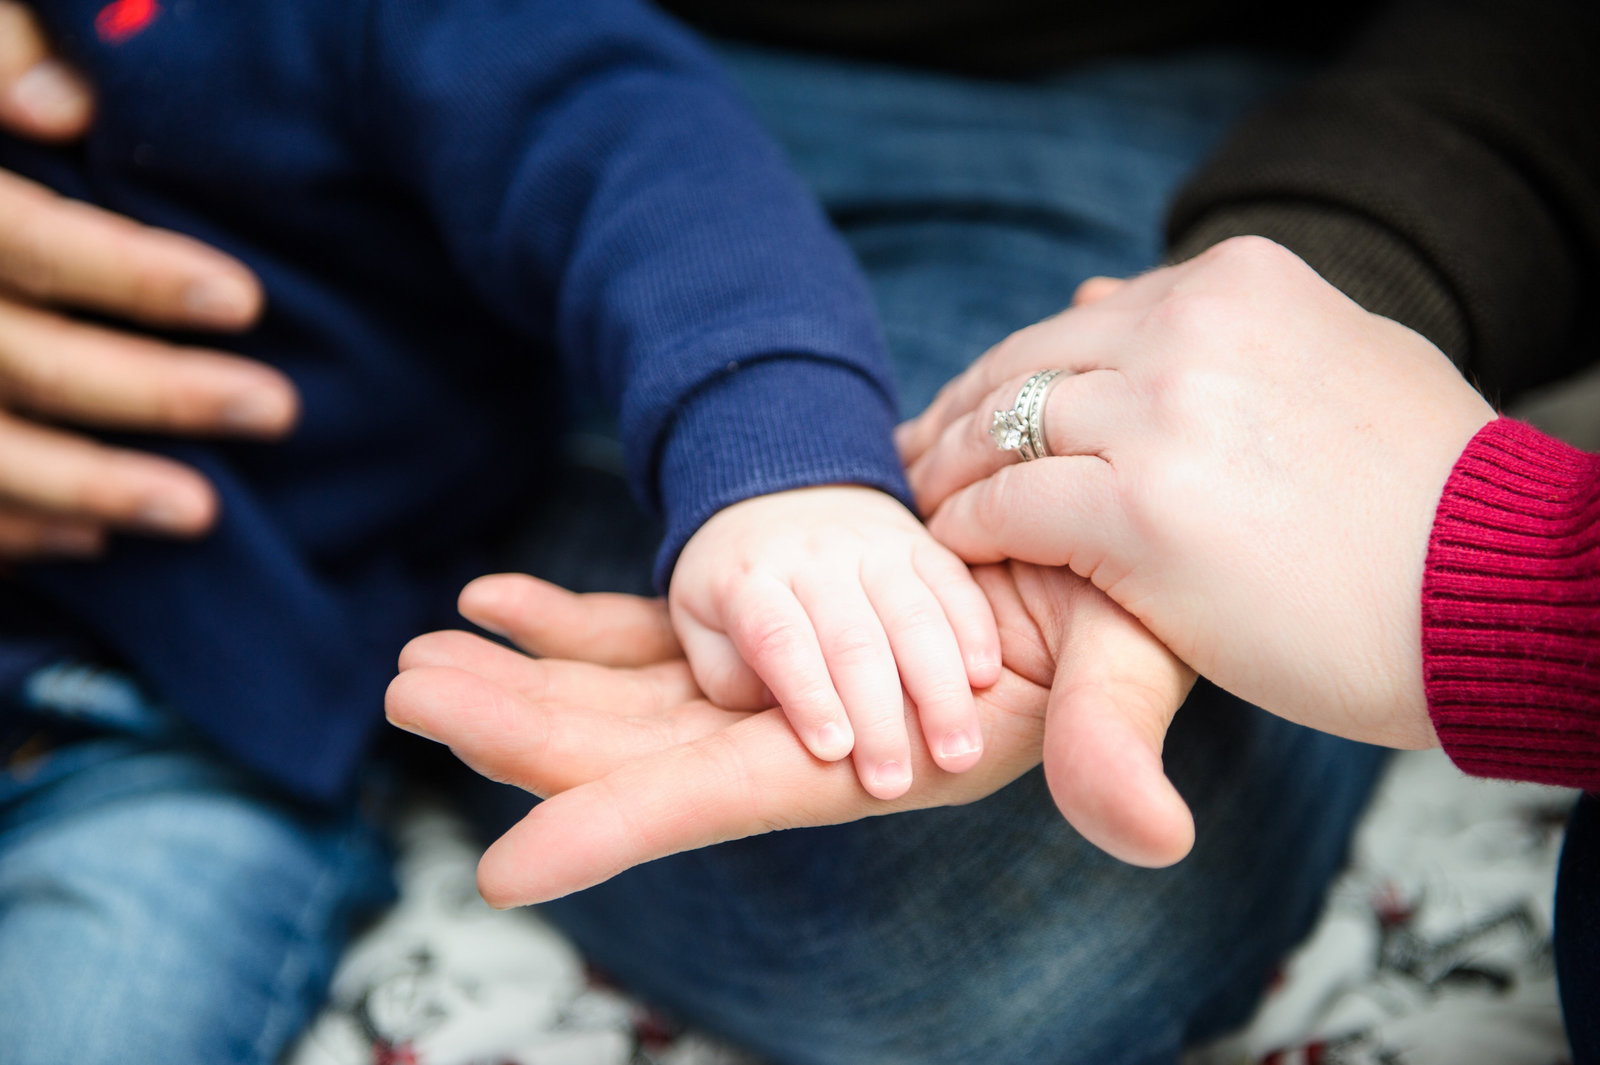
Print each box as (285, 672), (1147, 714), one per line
(990, 369), (1063, 461)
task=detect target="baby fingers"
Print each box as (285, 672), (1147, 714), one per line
(790, 572), (913, 799)
(863, 556), (985, 774)
(718, 575), (857, 763)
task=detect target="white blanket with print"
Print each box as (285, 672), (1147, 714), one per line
(286, 749), (1577, 1065)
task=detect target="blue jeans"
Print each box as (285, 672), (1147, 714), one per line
(492, 44), (1391, 1065)
(0, 663), (393, 1065)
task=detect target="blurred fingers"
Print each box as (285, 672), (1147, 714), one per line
(0, 168), (262, 329)
(0, 409), (216, 535)
(0, 504), (104, 559)
(0, 294), (296, 436)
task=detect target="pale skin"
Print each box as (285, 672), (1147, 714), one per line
(672, 485), (1000, 799)
(8, 12), (1481, 907)
(391, 239), (1505, 908)
(899, 236), (1497, 750)
(0, 5), (997, 798)
(389, 564), (1197, 907)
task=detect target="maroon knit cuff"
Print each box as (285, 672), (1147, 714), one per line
(1422, 418), (1600, 789)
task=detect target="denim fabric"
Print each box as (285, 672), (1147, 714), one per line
(1557, 793), (1599, 1064)
(0, 663), (394, 1065)
(487, 42), (1392, 1065)
(720, 44), (1303, 415)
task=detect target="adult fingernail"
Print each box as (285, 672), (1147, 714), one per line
(11, 61), (91, 129)
(872, 761), (910, 794)
(939, 730), (980, 760)
(136, 494), (208, 534)
(183, 274), (258, 326)
(390, 717), (439, 742)
(221, 389), (293, 434)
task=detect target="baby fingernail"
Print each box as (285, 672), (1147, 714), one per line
(940, 730), (981, 759)
(872, 761), (910, 793)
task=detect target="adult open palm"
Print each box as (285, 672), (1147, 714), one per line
(387, 568), (1198, 908)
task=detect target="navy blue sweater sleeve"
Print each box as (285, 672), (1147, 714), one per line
(357, 0), (912, 586)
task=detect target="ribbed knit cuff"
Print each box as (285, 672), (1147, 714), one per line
(652, 356), (912, 590)
(1422, 418), (1600, 789)
(1168, 203), (1469, 364)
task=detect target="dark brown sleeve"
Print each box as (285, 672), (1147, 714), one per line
(1166, 0), (1600, 404)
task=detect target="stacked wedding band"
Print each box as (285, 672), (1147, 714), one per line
(989, 369), (1062, 461)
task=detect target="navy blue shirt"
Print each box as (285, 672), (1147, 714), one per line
(0, 0), (909, 800)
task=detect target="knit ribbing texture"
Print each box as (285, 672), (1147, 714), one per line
(1423, 418), (1600, 790)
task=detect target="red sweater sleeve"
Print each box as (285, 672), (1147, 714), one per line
(1422, 417), (1600, 789)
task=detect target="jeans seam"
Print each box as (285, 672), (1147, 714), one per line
(248, 815), (375, 1065)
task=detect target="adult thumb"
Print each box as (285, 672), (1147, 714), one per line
(1038, 584), (1196, 867)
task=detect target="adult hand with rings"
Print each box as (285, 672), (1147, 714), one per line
(899, 236), (1496, 751)
(0, 1), (296, 560)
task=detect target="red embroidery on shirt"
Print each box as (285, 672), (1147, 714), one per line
(95, 0), (162, 44)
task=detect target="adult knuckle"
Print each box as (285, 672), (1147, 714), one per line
(1201, 233), (1288, 273)
(1141, 286), (1233, 343)
(989, 326), (1049, 375)
(0, 220), (60, 301)
(1, 337), (70, 412)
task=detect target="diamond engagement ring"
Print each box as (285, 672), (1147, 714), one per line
(989, 369), (1063, 461)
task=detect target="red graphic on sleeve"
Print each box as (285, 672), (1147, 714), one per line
(95, 0), (162, 43)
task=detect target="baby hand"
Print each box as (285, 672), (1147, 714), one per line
(669, 485), (1001, 799)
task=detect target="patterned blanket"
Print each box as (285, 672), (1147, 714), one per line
(286, 749), (1577, 1065)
